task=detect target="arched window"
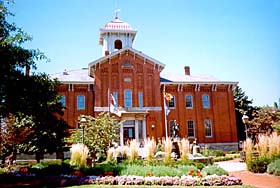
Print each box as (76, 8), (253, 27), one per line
(114, 39), (122, 50)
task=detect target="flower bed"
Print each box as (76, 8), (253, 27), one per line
(94, 175), (242, 186)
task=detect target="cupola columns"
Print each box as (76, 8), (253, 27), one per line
(99, 12), (137, 56)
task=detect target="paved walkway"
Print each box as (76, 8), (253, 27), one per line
(216, 159), (280, 188)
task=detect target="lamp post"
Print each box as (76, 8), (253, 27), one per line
(80, 116), (87, 144)
(242, 114), (249, 140)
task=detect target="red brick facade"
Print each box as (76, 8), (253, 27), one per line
(52, 16), (238, 150)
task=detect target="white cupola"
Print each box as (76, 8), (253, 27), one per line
(99, 11), (137, 56)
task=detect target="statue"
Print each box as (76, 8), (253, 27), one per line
(170, 120), (179, 139)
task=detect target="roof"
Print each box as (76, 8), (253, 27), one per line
(99, 17), (137, 45)
(88, 46), (166, 76)
(49, 68), (94, 84)
(102, 18), (136, 31)
(160, 71), (238, 85)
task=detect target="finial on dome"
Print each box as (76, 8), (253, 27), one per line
(114, 8), (120, 19)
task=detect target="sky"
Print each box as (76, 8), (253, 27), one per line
(6, 0), (280, 107)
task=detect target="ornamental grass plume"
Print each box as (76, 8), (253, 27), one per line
(144, 137), (157, 161)
(178, 138), (189, 162)
(70, 143), (89, 168)
(128, 139), (140, 161)
(256, 134), (269, 157)
(163, 137), (173, 164)
(106, 147), (115, 161)
(268, 132), (280, 157)
(243, 138), (253, 163)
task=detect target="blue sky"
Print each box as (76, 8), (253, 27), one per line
(7, 0), (280, 106)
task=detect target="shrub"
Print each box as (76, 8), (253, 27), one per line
(0, 168), (5, 174)
(177, 160), (205, 170)
(201, 165), (228, 177)
(213, 156), (234, 162)
(119, 164), (198, 177)
(267, 159), (280, 176)
(202, 149), (225, 157)
(247, 157), (271, 173)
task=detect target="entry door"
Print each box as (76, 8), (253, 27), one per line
(123, 127), (135, 144)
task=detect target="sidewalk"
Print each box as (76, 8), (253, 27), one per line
(216, 159), (280, 188)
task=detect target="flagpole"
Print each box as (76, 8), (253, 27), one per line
(163, 86), (168, 139)
(108, 88), (110, 119)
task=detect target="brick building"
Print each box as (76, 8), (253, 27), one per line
(51, 15), (238, 150)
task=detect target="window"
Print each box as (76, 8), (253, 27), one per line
(202, 94), (210, 109)
(60, 95), (66, 107)
(77, 95), (85, 110)
(187, 120), (195, 138)
(168, 96), (175, 108)
(138, 92), (143, 108)
(186, 95), (193, 108)
(124, 89), (132, 107)
(114, 39), (122, 50)
(113, 92), (118, 106)
(205, 119), (212, 137)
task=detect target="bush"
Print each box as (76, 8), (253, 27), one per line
(213, 156), (234, 162)
(178, 160), (205, 170)
(119, 164), (198, 177)
(201, 165), (228, 177)
(202, 149), (225, 157)
(247, 157), (271, 173)
(0, 168), (5, 174)
(267, 159), (280, 176)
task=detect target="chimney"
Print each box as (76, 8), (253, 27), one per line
(184, 66), (190, 75)
(105, 50), (109, 56)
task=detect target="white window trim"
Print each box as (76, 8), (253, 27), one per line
(187, 120), (195, 138)
(202, 94), (210, 109)
(204, 119), (213, 138)
(124, 89), (132, 108)
(138, 92), (143, 108)
(77, 95), (85, 110)
(186, 95), (193, 109)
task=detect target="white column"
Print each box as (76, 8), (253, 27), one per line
(143, 116), (147, 140)
(120, 123), (124, 146)
(135, 120), (139, 142)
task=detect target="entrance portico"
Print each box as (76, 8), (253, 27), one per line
(117, 111), (148, 146)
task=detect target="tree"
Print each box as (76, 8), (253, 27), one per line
(233, 86), (258, 141)
(0, 2), (69, 163)
(68, 113), (120, 163)
(0, 114), (34, 164)
(247, 107), (280, 142)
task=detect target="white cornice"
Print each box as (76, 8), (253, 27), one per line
(88, 47), (165, 70)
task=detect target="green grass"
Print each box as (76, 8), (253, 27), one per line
(68, 184), (255, 188)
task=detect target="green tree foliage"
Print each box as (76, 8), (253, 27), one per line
(68, 113), (120, 162)
(0, 2), (69, 163)
(233, 86), (257, 141)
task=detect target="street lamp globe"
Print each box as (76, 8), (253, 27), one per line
(242, 114), (249, 124)
(242, 114), (249, 140)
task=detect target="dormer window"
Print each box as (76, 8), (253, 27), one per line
(114, 39), (122, 50)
